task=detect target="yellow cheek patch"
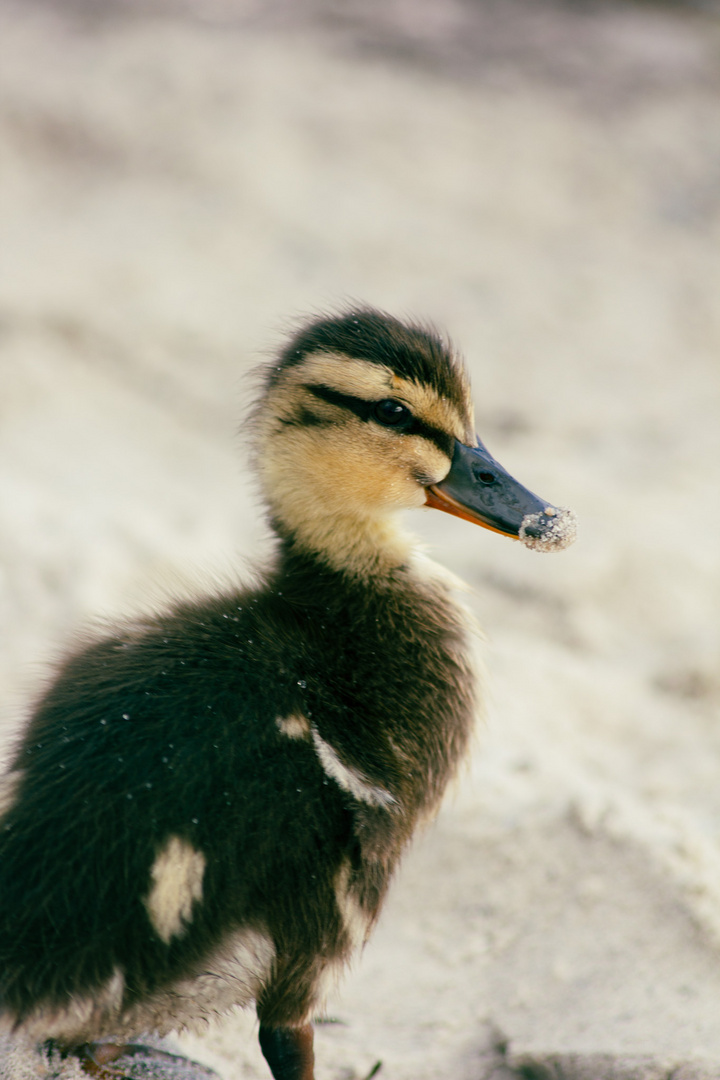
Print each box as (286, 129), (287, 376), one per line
(294, 425), (416, 512)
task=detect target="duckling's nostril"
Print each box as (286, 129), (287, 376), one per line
(475, 470), (496, 485)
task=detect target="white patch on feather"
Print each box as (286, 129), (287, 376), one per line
(334, 860), (372, 951)
(311, 727), (395, 809)
(313, 861), (373, 1009)
(276, 713), (310, 739)
(145, 835), (205, 944)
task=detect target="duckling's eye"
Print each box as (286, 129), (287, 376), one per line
(372, 399), (412, 428)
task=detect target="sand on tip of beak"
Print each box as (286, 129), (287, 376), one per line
(519, 507), (577, 552)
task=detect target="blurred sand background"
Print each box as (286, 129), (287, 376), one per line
(1, 1), (720, 1077)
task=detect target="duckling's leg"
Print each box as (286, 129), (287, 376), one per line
(60, 1042), (130, 1078)
(258, 1023), (315, 1080)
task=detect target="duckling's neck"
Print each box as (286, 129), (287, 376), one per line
(269, 526), (479, 832)
(272, 507), (418, 580)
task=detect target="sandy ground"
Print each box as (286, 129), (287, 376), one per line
(1, 1), (720, 1077)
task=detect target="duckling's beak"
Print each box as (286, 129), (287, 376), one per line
(425, 439), (577, 552)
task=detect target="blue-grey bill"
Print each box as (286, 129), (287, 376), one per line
(425, 439), (577, 553)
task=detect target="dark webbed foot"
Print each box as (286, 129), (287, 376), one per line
(50, 1042), (220, 1079)
(259, 1023), (315, 1080)
(70, 1043), (132, 1079)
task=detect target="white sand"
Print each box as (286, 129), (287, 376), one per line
(1, 2), (720, 1078)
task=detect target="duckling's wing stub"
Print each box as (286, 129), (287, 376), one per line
(425, 438), (577, 552)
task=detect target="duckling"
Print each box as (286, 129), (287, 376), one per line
(0, 309), (575, 1080)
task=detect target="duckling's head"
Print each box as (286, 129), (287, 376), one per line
(254, 309), (576, 575)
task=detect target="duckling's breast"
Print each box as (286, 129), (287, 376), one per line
(267, 549), (480, 839)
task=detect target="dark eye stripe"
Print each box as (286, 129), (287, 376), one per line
(306, 384), (454, 457)
(306, 384), (374, 423)
(278, 406), (332, 429)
